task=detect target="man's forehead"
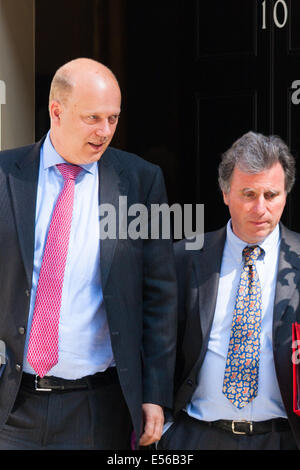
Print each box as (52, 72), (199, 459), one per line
(69, 86), (121, 109)
(67, 91), (121, 114)
(231, 163), (285, 184)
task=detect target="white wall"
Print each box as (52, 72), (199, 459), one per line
(0, 0), (35, 150)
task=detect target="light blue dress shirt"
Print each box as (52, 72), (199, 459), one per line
(186, 220), (286, 421)
(23, 132), (115, 379)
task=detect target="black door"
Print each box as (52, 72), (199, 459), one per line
(35, 0), (300, 233)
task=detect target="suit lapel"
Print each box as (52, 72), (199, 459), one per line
(194, 223), (300, 345)
(8, 141), (42, 287)
(98, 148), (129, 291)
(8, 143), (130, 292)
(193, 227), (226, 365)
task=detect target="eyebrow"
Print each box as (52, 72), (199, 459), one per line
(84, 110), (121, 115)
(241, 188), (280, 194)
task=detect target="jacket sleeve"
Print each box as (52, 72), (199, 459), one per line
(141, 166), (178, 409)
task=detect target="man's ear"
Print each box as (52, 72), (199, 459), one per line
(223, 191), (229, 206)
(49, 100), (62, 124)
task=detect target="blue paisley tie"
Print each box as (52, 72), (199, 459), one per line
(222, 245), (263, 409)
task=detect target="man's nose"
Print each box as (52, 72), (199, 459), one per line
(253, 195), (267, 214)
(95, 119), (111, 136)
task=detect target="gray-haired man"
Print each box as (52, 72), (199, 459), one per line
(158, 131), (300, 450)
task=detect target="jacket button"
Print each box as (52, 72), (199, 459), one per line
(15, 364), (22, 372)
(18, 327), (25, 335)
(187, 379), (194, 386)
(25, 289), (30, 297)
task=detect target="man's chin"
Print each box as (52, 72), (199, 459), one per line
(87, 151), (105, 162)
(246, 228), (272, 244)
(233, 224), (273, 244)
(86, 143), (109, 161)
(78, 148), (107, 164)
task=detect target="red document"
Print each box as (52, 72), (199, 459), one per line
(292, 323), (300, 416)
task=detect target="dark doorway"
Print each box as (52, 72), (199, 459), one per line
(35, 0), (300, 234)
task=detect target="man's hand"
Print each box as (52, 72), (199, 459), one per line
(139, 403), (164, 446)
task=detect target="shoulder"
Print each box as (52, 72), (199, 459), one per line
(280, 224), (300, 267)
(174, 226), (226, 257)
(0, 139), (43, 172)
(102, 147), (166, 203)
(105, 146), (161, 173)
(0, 143), (35, 165)
(174, 226), (226, 271)
(280, 223), (300, 246)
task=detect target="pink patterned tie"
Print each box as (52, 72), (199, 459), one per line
(27, 163), (82, 377)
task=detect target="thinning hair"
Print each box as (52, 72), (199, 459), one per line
(48, 67), (74, 107)
(218, 131), (296, 194)
(48, 58), (119, 108)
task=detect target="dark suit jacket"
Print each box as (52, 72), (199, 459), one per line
(173, 223), (300, 447)
(0, 138), (177, 445)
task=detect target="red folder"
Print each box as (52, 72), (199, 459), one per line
(292, 322), (300, 416)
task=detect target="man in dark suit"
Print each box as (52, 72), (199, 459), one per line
(158, 131), (300, 450)
(0, 58), (177, 450)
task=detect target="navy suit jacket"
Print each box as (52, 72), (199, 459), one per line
(173, 224), (300, 447)
(0, 138), (178, 444)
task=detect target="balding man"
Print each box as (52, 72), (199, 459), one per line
(0, 58), (177, 450)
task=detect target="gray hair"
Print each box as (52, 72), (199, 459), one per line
(218, 131), (296, 194)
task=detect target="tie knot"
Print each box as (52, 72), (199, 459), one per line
(56, 163), (82, 181)
(243, 245), (263, 265)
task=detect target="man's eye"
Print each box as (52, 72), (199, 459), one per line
(83, 115), (98, 123)
(108, 115), (119, 124)
(265, 192), (277, 200)
(243, 192), (255, 199)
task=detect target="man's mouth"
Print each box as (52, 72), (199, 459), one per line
(250, 221), (269, 226)
(88, 142), (104, 151)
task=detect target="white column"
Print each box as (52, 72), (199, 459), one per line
(0, 79), (5, 150)
(0, 0), (35, 150)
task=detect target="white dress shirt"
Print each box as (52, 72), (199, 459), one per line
(186, 220), (287, 421)
(23, 132), (115, 379)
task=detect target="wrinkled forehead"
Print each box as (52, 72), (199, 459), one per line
(230, 162), (286, 191)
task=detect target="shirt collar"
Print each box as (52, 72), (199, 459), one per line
(41, 131), (97, 175)
(226, 219), (280, 264)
